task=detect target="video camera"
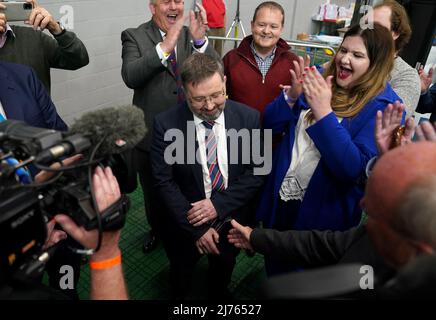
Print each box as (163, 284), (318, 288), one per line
(0, 119), (135, 282)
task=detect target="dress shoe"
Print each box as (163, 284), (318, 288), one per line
(142, 233), (158, 253)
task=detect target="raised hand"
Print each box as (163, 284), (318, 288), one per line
(284, 55), (311, 102)
(26, 0), (62, 35)
(0, 3), (6, 33)
(302, 66), (333, 120)
(375, 101), (410, 154)
(160, 13), (186, 54)
(418, 66), (434, 93)
(189, 2), (208, 42)
(54, 166), (121, 258)
(415, 121), (436, 142)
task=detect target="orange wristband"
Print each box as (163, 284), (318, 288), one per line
(89, 255), (121, 270)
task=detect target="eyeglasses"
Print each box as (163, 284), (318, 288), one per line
(189, 89), (226, 105)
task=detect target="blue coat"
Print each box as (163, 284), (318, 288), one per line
(257, 84), (401, 231)
(0, 61), (67, 131)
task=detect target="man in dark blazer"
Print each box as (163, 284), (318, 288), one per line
(0, 60), (66, 131)
(0, 60), (83, 299)
(416, 67), (436, 122)
(151, 53), (265, 299)
(121, 0), (218, 253)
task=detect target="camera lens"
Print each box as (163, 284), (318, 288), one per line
(23, 3), (33, 10)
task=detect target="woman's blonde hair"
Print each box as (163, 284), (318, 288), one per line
(307, 24), (395, 121)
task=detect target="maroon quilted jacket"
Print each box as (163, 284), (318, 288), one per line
(223, 35), (299, 115)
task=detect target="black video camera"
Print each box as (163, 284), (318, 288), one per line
(0, 120), (129, 282)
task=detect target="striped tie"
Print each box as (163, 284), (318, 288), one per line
(168, 50), (186, 105)
(202, 121), (225, 193)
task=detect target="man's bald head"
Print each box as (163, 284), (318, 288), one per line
(363, 142), (436, 267)
(364, 141), (436, 223)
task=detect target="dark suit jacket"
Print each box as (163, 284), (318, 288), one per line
(151, 100), (265, 240)
(251, 225), (388, 273)
(416, 84), (436, 123)
(0, 61), (67, 131)
(254, 226), (436, 299)
(121, 19), (219, 151)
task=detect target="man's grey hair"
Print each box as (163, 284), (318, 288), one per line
(181, 53), (225, 88)
(396, 175), (436, 249)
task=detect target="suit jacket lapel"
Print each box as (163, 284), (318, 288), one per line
(181, 104), (205, 198)
(144, 19), (164, 46)
(224, 102), (239, 182)
(0, 65), (22, 120)
(176, 28), (189, 68)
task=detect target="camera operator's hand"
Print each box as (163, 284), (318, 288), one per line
(43, 219), (67, 250)
(54, 166), (121, 259)
(54, 166), (127, 300)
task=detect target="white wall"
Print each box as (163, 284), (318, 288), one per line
(40, 0), (149, 124)
(38, 0), (332, 124)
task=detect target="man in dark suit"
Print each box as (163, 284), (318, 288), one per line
(0, 60), (66, 131)
(121, 0), (218, 253)
(151, 53), (265, 299)
(0, 60), (84, 299)
(416, 67), (436, 122)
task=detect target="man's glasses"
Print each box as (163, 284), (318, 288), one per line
(189, 88), (226, 106)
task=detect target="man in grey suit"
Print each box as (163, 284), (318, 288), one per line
(121, 0), (218, 253)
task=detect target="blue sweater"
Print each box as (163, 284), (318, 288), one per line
(257, 84), (401, 231)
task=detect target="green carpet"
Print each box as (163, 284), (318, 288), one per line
(77, 185), (266, 300)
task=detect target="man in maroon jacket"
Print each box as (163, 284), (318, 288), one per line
(223, 1), (299, 115)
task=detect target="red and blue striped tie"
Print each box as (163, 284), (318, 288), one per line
(168, 50), (186, 105)
(203, 121), (225, 193)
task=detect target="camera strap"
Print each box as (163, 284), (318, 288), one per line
(98, 194), (130, 231)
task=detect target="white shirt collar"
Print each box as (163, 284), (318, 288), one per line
(192, 108), (225, 127)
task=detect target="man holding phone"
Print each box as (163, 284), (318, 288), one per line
(0, 0), (89, 94)
(121, 0), (219, 255)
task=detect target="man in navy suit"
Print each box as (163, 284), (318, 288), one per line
(416, 67), (436, 123)
(0, 60), (67, 131)
(151, 53), (265, 299)
(0, 60), (78, 298)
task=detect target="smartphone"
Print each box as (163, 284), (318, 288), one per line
(192, 0), (199, 18)
(0, 1), (34, 22)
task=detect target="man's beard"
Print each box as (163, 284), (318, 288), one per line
(188, 102), (225, 121)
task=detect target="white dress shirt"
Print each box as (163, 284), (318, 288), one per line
(193, 112), (228, 199)
(0, 100), (7, 120)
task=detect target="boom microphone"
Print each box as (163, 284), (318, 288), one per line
(34, 105), (147, 164)
(70, 105), (147, 158)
